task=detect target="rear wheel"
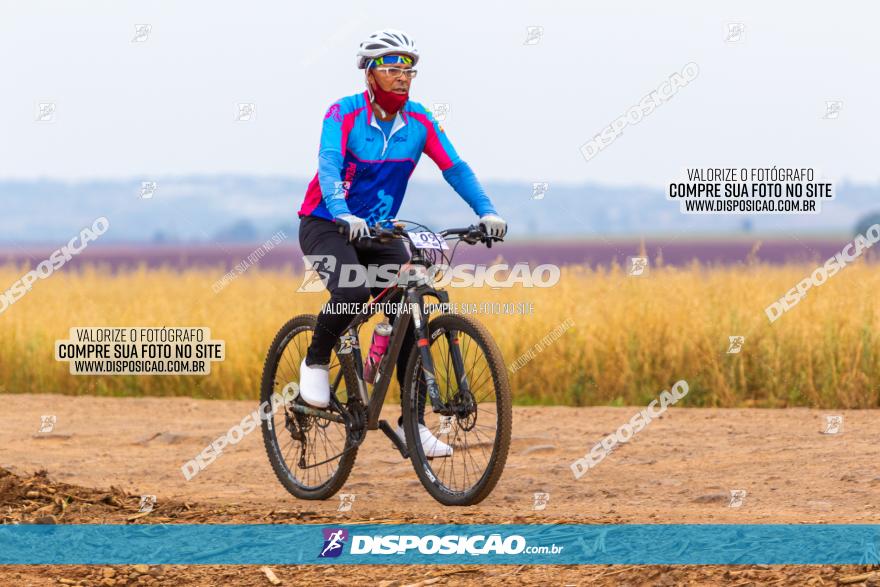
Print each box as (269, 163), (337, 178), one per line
(260, 314), (360, 500)
(402, 313), (512, 506)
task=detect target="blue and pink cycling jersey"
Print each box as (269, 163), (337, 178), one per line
(297, 91), (497, 225)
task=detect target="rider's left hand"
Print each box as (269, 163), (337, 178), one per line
(479, 214), (507, 239)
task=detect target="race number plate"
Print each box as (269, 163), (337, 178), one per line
(407, 231), (449, 250)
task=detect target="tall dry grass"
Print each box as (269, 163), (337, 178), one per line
(1, 259), (878, 407)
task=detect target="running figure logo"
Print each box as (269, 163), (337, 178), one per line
(318, 528), (349, 558)
(532, 182), (549, 200)
(298, 255), (337, 293)
(728, 489), (747, 508)
(38, 415), (56, 433)
(727, 336), (745, 354)
(138, 495), (157, 513)
(628, 256), (649, 277)
(533, 492), (550, 511)
(821, 415), (843, 435)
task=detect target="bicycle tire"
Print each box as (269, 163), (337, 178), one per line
(260, 314), (360, 500)
(401, 313), (512, 506)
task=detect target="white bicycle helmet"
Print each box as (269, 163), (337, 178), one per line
(356, 29), (419, 69)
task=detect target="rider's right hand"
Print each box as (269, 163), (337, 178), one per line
(336, 214), (370, 242)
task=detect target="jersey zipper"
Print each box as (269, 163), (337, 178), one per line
(372, 112), (405, 157)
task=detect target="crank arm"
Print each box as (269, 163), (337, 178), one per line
(379, 419), (409, 459)
(288, 402), (345, 424)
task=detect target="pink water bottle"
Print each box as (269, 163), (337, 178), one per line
(363, 322), (393, 384)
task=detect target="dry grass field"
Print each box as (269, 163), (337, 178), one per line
(1, 259), (878, 407)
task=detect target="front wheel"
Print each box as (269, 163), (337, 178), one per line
(401, 313), (512, 506)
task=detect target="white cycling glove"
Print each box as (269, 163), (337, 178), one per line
(479, 214), (507, 239)
(336, 214), (369, 242)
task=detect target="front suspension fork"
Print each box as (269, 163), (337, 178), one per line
(407, 290), (474, 414)
(407, 291), (445, 413)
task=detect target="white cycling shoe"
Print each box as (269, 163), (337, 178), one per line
(395, 422), (453, 458)
(298, 358), (330, 408)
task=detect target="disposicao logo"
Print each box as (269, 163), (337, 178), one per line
(318, 528), (348, 558)
(316, 528), (563, 558)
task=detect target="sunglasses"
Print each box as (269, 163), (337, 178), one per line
(373, 67), (418, 80)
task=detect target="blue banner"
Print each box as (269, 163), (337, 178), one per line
(1, 524), (878, 565)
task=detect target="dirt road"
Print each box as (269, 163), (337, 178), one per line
(2, 394), (879, 585)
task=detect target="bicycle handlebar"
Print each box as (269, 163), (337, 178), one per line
(337, 221), (502, 249)
(439, 226), (499, 248)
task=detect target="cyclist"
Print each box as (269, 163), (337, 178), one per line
(296, 28), (507, 457)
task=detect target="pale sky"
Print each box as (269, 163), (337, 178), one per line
(1, 1), (878, 187)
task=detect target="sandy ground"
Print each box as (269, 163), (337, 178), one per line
(2, 394), (879, 586)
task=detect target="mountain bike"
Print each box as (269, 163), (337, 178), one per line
(260, 220), (512, 506)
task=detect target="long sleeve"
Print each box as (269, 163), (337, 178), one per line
(316, 102), (352, 218)
(442, 160), (497, 217)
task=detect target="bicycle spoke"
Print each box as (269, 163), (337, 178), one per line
(281, 346), (299, 381)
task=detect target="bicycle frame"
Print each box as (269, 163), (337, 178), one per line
(339, 281), (454, 430)
(287, 225), (486, 451)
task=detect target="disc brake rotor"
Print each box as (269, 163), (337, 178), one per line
(453, 389), (477, 431)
